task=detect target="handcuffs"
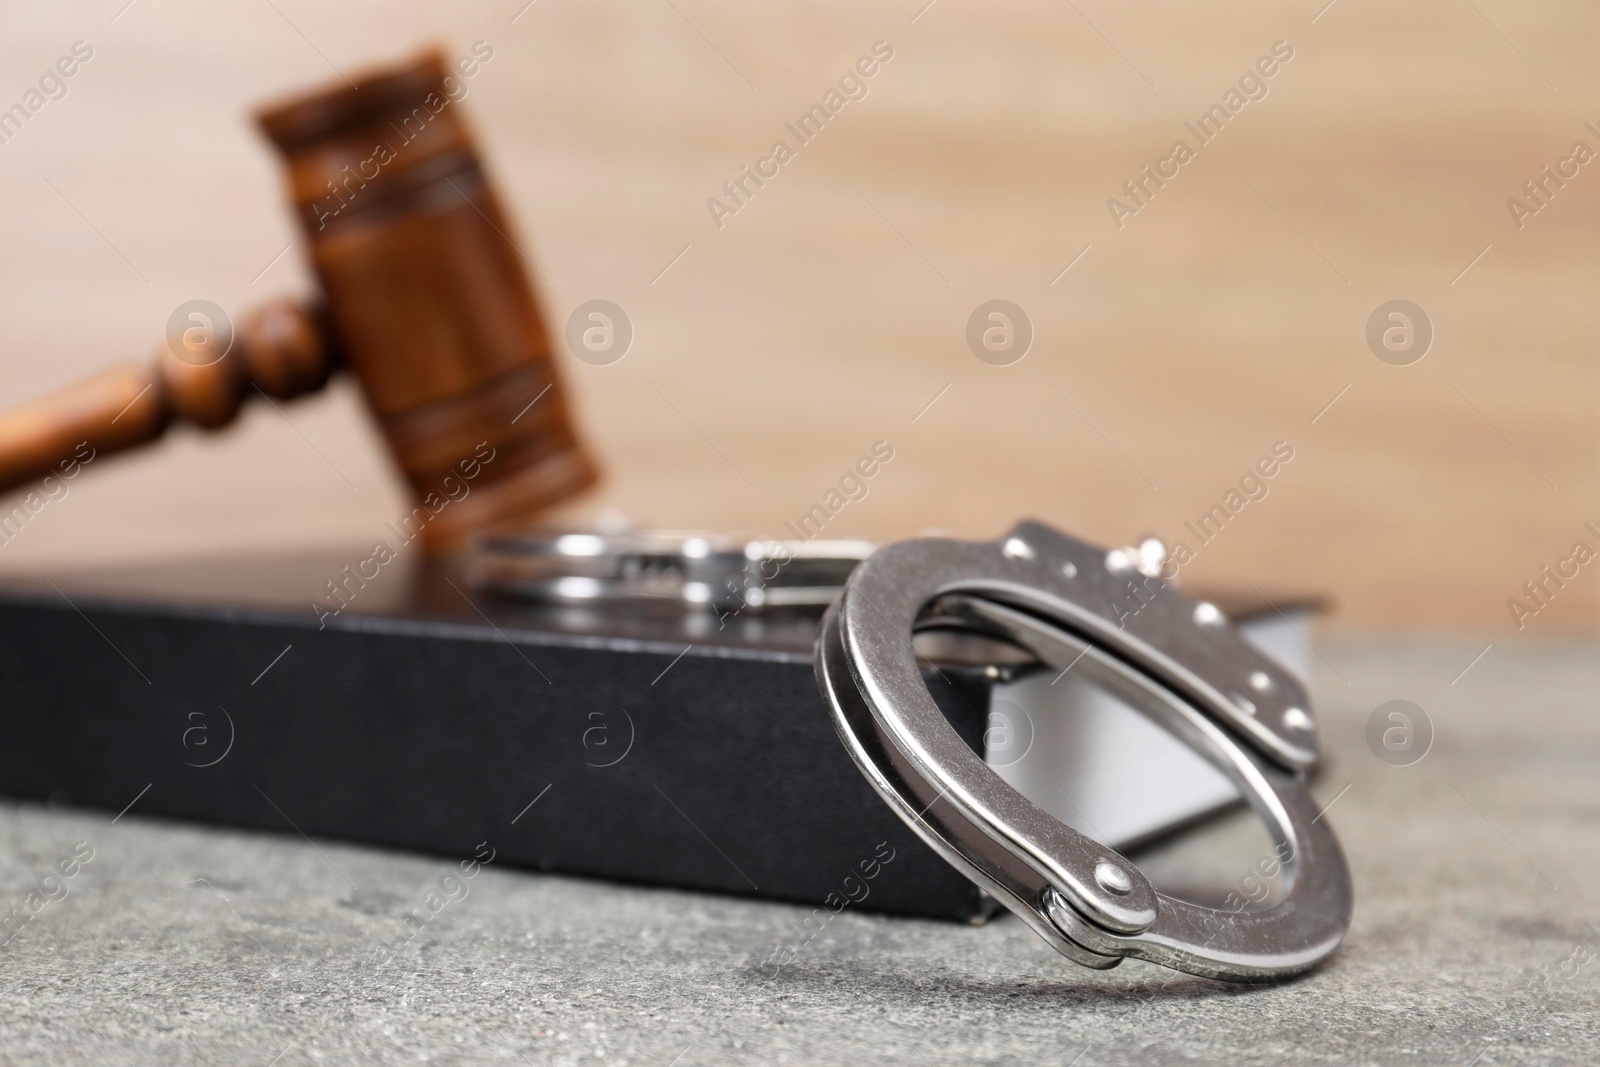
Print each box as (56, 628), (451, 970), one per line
(475, 520), (1353, 982)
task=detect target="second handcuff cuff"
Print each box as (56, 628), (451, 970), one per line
(471, 529), (872, 612)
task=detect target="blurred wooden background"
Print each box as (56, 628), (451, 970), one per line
(0, 0), (1594, 632)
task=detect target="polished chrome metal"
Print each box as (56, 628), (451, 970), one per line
(471, 530), (872, 611)
(1094, 861), (1133, 895)
(813, 520), (1353, 982)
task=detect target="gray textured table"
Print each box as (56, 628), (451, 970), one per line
(0, 639), (1594, 1065)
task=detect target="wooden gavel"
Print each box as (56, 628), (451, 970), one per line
(0, 49), (597, 552)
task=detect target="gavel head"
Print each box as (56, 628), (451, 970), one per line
(256, 48), (598, 552)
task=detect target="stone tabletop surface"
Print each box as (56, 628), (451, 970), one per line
(0, 638), (1594, 1066)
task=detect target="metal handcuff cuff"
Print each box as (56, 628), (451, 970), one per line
(472, 529), (871, 612)
(813, 520), (1353, 983)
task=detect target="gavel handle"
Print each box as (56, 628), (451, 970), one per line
(0, 299), (335, 497)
